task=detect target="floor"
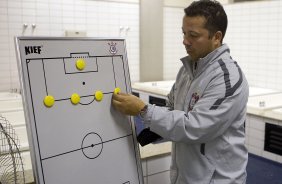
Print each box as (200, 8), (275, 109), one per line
(247, 153), (282, 184)
(23, 150), (282, 184)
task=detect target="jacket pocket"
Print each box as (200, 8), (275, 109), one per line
(199, 150), (216, 184)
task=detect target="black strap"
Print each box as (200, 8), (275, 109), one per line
(137, 128), (163, 146)
(200, 143), (205, 155)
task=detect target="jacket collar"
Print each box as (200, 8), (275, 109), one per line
(180, 44), (230, 78)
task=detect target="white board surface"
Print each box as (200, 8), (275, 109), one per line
(15, 37), (143, 184)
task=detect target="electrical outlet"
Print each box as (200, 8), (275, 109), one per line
(65, 30), (87, 37)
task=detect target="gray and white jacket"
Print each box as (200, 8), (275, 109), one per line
(142, 44), (248, 184)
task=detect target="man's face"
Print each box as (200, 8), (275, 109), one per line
(182, 15), (220, 62)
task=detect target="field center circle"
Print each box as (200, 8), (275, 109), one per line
(81, 132), (103, 159)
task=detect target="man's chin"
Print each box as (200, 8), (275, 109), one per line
(188, 54), (198, 62)
(187, 52), (194, 58)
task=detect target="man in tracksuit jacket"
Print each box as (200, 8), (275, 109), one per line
(112, 0), (248, 183)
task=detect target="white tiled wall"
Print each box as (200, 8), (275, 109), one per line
(0, 0), (139, 92)
(3, 1), (282, 92)
(163, 1), (282, 91)
(224, 1), (282, 91)
(163, 7), (186, 81)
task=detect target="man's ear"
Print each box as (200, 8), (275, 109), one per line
(214, 31), (223, 44)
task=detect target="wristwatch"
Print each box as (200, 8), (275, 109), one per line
(139, 104), (148, 118)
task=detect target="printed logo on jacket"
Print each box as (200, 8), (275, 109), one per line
(188, 92), (200, 111)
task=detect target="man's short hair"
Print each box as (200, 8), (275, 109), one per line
(184, 0), (228, 42)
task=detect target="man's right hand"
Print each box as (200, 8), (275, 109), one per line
(112, 92), (146, 116)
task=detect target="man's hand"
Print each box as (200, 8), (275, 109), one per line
(112, 92), (146, 116)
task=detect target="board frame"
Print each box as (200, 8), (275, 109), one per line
(15, 36), (143, 184)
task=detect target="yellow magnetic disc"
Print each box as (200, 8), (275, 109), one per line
(71, 93), (80, 105)
(76, 59), (86, 71)
(114, 87), (121, 95)
(95, 91), (103, 102)
(44, 95), (55, 107)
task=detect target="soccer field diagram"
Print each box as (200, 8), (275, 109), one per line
(16, 38), (143, 184)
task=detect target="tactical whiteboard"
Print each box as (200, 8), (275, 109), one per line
(15, 37), (143, 184)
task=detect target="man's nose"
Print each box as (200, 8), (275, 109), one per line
(183, 37), (190, 45)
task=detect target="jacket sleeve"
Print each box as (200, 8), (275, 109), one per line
(143, 68), (249, 144)
(166, 83), (175, 110)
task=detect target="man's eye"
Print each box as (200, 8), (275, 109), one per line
(189, 33), (198, 37)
